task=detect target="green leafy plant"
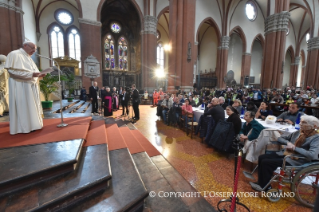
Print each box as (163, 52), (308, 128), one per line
(64, 70), (75, 98)
(39, 73), (65, 101)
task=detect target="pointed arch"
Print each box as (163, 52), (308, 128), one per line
(196, 17), (221, 45)
(229, 26), (247, 52)
(250, 33), (264, 53)
(157, 6), (169, 20)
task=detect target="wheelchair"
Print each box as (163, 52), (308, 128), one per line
(252, 155), (319, 208)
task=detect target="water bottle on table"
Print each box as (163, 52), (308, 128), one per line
(295, 113), (301, 130)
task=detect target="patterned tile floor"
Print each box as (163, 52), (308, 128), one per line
(127, 105), (313, 212)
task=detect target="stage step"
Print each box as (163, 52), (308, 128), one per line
(0, 139), (84, 197)
(0, 144), (112, 212)
(119, 127), (145, 154)
(69, 148), (148, 212)
(151, 155), (216, 212)
(84, 120), (108, 147)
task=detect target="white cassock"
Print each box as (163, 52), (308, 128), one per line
(5, 48), (43, 135)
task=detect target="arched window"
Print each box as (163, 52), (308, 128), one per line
(68, 28), (81, 67)
(50, 25), (64, 58)
(118, 37), (128, 70)
(306, 33), (310, 43)
(157, 43), (164, 69)
(104, 34), (115, 69)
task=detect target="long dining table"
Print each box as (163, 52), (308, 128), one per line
(192, 107), (297, 135)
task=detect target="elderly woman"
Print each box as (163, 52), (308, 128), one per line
(240, 111), (265, 143)
(226, 106), (242, 135)
(250, 115), (319, 191)
(232, 99), (243, 114)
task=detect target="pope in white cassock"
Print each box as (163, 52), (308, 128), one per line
(5, 41), (51, 135)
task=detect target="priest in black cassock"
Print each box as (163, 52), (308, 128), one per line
(104, 87), (113, 117)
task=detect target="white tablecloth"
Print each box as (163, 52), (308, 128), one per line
(192, 107), (297, 135)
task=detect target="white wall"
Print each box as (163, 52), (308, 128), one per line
(38, 2), (79, 69)
(297, 56), (302, 87)
(283, 52), (291, 86)
(135, 0), (144, 16)
(227, 33), (242, 84)
(285, 27), (296, 53)
(156, 0), (169, 17)
(80, 0), (99, 20)
(229, 0), (264, 53)
(22, 0), (37, 43)
(250, 40), (263, 84)
(195, 0), (221, 42)
(199, 27), (218, 73)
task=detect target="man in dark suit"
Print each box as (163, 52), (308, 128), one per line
(89, 81), (99, 114)
(120, 89), (130, 116)
(131, 84), (140, 120)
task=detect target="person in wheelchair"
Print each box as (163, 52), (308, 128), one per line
(250, 115), (319, 191)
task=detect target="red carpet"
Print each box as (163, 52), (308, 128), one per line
(119, 127), (144, 154)
(0, 117), (91, 149)
(105, 124), (127, 151)
(131, 130), (161, 157)
(84, 120), (108, 147)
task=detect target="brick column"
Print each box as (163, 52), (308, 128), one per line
(78, 18), (103, 89)
(141, 15), (157, 91)
(0, 2), (24, 55)
(217, 36), (230, 88)
(261, 11), (290, 89)
(304, 37), (319, 89)
(241, 53), (251, 85)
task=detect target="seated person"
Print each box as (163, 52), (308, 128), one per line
(161, 95), (173, 125)
(277, 102), (304, 125)
(178, 94), (185, 103)
(169, 97), (182, 125)
(255, 101), (273, 120)
(144, 90), (149, 100)
(285, 95), (294, 104)
(189, 96), (196, 107)
(226, 106), (242, 135)
(232, 99), (243, 114)
(271, 92), (284, 104)
(181, 99), (193, 127)
(246, 101), (258, 113)
(240, 111), (265, 143)
(250, 115), (319, 191)
(219, 96), (228, 109)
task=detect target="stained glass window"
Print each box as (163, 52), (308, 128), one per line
(104, 34), (115, 69)
(157, 43), (164, 69)
(111, 23), (121, 33)
(118, 37), (128, 70)
(68, 29), (81, 68)
(50, 26), (64, 58)
(157, 30), (161, 40)
(245, 2), (257, 21)
(306, 33), (310, 43)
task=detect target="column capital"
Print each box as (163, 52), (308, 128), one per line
(78, 18), (102, 27)
(307, 37), (319, 51)
(265, 11), (290, 35)
(292, 56), (300, 65)
(0, 2), (23, 14)
(141, 15), (157, 35)
(218, 36), (230, 49)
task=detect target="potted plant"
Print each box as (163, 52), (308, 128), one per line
(64, 70), (75, 102)
(39, 73), (62, 109)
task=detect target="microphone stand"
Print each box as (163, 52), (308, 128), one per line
(37, 54), (68, 128)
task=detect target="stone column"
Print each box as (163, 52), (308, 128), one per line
(241, 52), (251, 85)
(217, 36), (230, 88)
(261, 11), (290, 89)
(0, 1), (24, 55)
(78, 18), (103, 89)
(304, 37), (319, 89)
(141, 15), (157, 90)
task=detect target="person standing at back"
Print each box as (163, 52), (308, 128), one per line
(131, 84), (140, 120)
(89, 81), (99, 115)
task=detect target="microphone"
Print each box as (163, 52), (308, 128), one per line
(36, 54), (59, 73)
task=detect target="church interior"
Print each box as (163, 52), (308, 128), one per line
(1, 0), (319, 211)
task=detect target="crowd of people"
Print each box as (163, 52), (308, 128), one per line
(152, 85), (319, 194)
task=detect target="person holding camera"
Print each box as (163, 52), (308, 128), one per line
(131, 84), (140, 120)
